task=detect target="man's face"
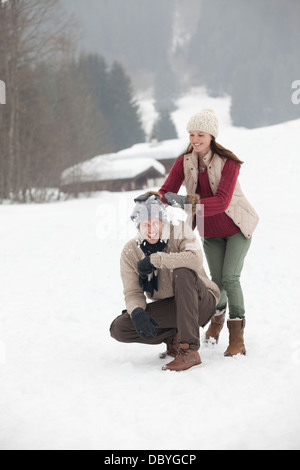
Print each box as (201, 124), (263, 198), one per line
(139, 218), (163, 244)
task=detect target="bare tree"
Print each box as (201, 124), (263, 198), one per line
(0, 0), (77, 201)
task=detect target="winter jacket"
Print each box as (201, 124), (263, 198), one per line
(120, 222), (220, 316)
(183, 150), (259, 239)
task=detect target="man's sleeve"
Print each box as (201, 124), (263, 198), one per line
(150, 224), (203, 272)
(120, 244), (147, 316)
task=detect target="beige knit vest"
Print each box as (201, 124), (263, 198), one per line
(183, 150), (259, 239)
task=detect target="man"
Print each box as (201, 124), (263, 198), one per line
(110, 195), (220, 372)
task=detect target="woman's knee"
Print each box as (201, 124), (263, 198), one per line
(222, 274), (241, 291)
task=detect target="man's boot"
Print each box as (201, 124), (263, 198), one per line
(162, 344), (202, 371)
(224, 318), (246, 356)
(205, 309), (226, 344)
(159, 333), (179, 359)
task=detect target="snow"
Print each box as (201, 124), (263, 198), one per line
(61, 139), (181, 185)
(135, 90), (159, 140)
(171, 86), (233, 140)
(116, 139), (185, 162)
(1, 88), (300, 450)
(62, 156), (166, 184)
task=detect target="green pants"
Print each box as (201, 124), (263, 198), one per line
(203, 232), (252, 319)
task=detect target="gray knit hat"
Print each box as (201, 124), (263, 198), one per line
(186, 109), (219, 138)
(130, 195), (168, 227)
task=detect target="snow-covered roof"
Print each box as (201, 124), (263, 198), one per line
(61, 138), (185, 185)
(61, 156), (166, 184)
(115, 138), (186, 161)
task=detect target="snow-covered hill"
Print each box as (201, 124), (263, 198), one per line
(0, 89), (299, 450)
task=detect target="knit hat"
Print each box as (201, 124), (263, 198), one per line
(130, 195), (168, 227)
(186, 109), (219, 138)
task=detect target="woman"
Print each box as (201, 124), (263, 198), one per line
(158, 109), (259, 356)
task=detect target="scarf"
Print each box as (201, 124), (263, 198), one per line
(138, 239), (168, 297)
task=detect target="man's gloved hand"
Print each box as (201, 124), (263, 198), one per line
(164, 192), (188, 208)
(134, 191), (162, 203)
(137, 256), (155, 279)
(131, 307), (159, 339)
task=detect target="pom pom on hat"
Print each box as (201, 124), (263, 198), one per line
(186, 109), (219, 138)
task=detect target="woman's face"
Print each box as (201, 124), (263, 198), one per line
(189, 130), (212, 156)
(139, 218), (162, 244)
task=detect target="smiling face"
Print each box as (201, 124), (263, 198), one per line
(139, 218), (163, 244)
(189, 130), (212, 157)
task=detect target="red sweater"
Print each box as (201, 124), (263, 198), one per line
(159, 155), (241, 238)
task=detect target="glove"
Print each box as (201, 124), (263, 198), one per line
(134, 191), (162, 203)
(164, 192), (188, 208)
(164, 193), (201, 213)
(131, 308), (159, 339)
(137, 256), (155, 279)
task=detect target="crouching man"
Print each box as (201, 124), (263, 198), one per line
(110, 196), (220, 372)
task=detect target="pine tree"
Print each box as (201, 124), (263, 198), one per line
(76, 53), (114, 151)
(76, 56), (145, 151)
(153, 61), (181, 113)
(151, 110), (178, 142)
(77, 54), (110, 117)
(106, 61), (145, 150)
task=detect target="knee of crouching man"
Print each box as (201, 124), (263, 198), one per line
(173, 268), (197, 286)
(110, 310), (130, 342)
(109, 317), (121, 341)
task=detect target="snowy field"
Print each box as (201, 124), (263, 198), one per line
(0, 89), (300, 450)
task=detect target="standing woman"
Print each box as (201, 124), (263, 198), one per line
(159, 109), (259, 356)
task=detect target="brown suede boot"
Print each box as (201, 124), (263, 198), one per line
(159, 333), (179, 359)
(162, 344), (202, 372)
(205, 309), (226, 344)
(224, 319), (246, 357)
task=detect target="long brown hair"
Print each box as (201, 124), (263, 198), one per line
(185, 137), (244, 168)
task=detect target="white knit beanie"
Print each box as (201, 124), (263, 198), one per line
(130, 195), (168, 227)
(186, 109), (219, 138)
